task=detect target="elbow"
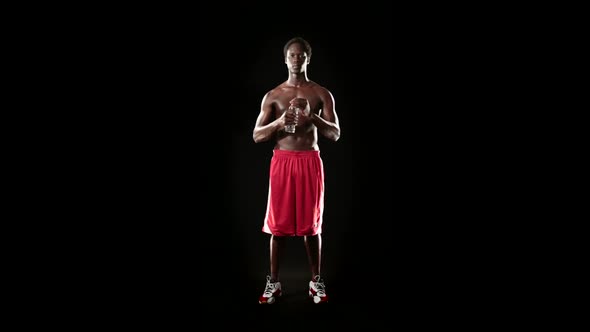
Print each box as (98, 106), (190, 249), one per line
(330, 128), (341, 142)
(253, 133), (261, 143)
(253, 130), (266, 143)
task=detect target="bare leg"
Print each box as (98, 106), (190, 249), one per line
(270, 235), (286, 281)
(304, 234), (322, 279)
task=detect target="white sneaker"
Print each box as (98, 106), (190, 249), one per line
(259, 275), (282, 304)
(309, 275), (328, 304)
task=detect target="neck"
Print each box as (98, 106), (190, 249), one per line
(287, 72), (309, 87)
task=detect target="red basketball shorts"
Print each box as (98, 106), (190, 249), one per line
(262, 149), (325, 236)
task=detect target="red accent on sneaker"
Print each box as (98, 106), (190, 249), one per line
(309, 287), (318, 296)
(259, 288), (281, 304)
(309, 286), (328, 303)
(309, 293), (328, 303)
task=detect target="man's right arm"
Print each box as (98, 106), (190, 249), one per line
(253, 92), (282, 143)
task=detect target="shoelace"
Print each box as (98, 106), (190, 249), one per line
(264, 282), (277, 295)
(312, 278), (326, 296)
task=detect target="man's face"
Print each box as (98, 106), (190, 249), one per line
(285, 43), (309, 74)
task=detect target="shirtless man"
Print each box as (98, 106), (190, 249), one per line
(253, 37), (340, 304)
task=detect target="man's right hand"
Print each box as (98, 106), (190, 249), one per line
(282, 106), (299, 127)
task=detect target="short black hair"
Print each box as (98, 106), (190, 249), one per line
(283, 37), (312, 59)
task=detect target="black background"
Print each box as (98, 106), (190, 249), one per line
(194, 3), (519, 325)
(197, 3), (397, 325)
(44, 2), (528, 327)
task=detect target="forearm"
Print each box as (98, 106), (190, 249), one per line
(311, 114), (340, 141)
(253, 120), (281, 143)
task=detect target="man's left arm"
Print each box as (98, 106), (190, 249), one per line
(311, 90), (340, 142)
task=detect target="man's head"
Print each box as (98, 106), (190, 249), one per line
(283, 37), (312, 60)
(283, 37), (312, 74)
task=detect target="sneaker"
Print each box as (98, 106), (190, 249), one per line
(309, 275), (328, 304)
(259, 275), (282, 304)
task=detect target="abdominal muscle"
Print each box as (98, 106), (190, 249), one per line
(275, 125), (319, 151)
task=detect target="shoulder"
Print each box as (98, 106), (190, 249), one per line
(309, 81), (334, 101)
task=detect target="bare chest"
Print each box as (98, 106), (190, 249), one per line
(273, 88), (322, 114)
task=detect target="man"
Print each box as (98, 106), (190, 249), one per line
(252, 37), (340, 304)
